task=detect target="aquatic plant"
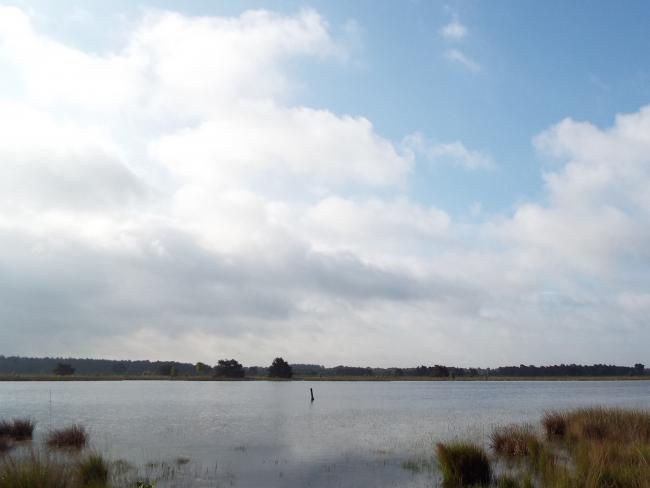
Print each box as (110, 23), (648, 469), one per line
(541, 411), (566, 439)
(0, 419), (35, 441)
(491, 407), (650, 487)
(490, 425), (539, 458)
(47, 425), (88, 450)
(436, 441), (492, 487)
(0, 451), (73, 488)
(78, 453), (109, 487)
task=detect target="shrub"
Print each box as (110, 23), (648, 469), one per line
(436, 441), (492, 487)
(78, 453), (109, 487)
(490, 425), (540, 457)
(47, 425), (88, 450)
(0, 418), (35, 440)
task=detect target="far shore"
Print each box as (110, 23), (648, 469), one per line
(0, 374), (647, 382)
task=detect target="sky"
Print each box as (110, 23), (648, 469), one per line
(1, 1), (650, 367)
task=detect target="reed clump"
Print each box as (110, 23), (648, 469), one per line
(0, 451), (74, 488)
(0, 419), (35, 441)
(46, 425), (88, 450)
(0, 451), (110, 488)
(491, 407), (650, 487)
(490, 425), (539, 458)
(78, 453), (109, 487)
(436, 441), (492, 487)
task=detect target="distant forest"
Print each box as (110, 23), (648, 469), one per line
(0, 355), (646, 378)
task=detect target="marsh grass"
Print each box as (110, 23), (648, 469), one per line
(436, 441), (492, 487)
(0, 437), (11, 454)
(78, 453), (109, 487)
(490, 425), (539, 458)
(0, 451), (74, 488)
(491, 408), (650, 487)
(47, 425), (88, 450)
(0, 419), (35, 441)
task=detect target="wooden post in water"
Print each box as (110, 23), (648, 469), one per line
(310, 388), (315, 402)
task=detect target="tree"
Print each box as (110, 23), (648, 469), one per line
(214, 359), (245, 378)
(268, 357), (292, 379)
(111, 362), (127, 374)
(195, 362), (212, 375)
(634, 363), (645, 375)
(157, 363), (173, 376)
(53, 363), (75, 376)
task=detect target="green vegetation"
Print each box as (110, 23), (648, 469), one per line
(268, 357), (293, 379)
(1, 355), (646, 380)
(214, 359), (245, 378)
(53, 363), (75, 376)
(435, 407), (650, 486)
(0, 452), (74, 488)
(436, 441), (492, 486)
(47, 425), (88, 450)
(78, 454), (109, 487)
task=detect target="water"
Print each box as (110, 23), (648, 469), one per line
(1, 380), (649, 487)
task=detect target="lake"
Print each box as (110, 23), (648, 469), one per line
(1, 380), (649, 487)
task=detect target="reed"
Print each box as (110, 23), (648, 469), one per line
(0, 419), (35, 441)
(436, 441), (492, 487)
(490, 425), (539, 458)
(46, 425), (88, 450)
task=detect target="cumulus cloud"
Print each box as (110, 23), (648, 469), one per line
(0, 5), (649, 366)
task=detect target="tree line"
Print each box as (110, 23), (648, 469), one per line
(0, 356), (645, 378)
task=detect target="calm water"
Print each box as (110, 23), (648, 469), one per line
(1, 380), (649, 487)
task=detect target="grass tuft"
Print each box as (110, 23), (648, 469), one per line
(490, 425), (539, 457)
(0, 451), (73, 488)
(0, 419), (35, 441)
(436, 441), (492, 487)
(542, 411), (566, 439)
(47, 425), (88, 450)
(78, 453), (109, 487)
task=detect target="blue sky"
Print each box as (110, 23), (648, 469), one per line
(1, 1), (650, 366)
(11, 0), (650, 214)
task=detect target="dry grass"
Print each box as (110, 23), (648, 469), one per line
(46, 425), (88, 450)
(490, 425), (539, 458)
(0, 419), (35, 441)
(542, 411), (567, 439)
(491, 407), (650, 488)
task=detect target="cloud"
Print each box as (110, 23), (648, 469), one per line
(444, 48), (481, 72)
(1, 5), (650, 367)
(404, 133), (493, 170)
(440, 18), (467, 41)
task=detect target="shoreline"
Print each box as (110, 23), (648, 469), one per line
(0, 374), (647, 382)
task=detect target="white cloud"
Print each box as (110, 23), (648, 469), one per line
(404, 133), (493, 170)
(444, 48), (481, 72)
(1, 5), (649, 367)
(440, 18), (467, 41)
